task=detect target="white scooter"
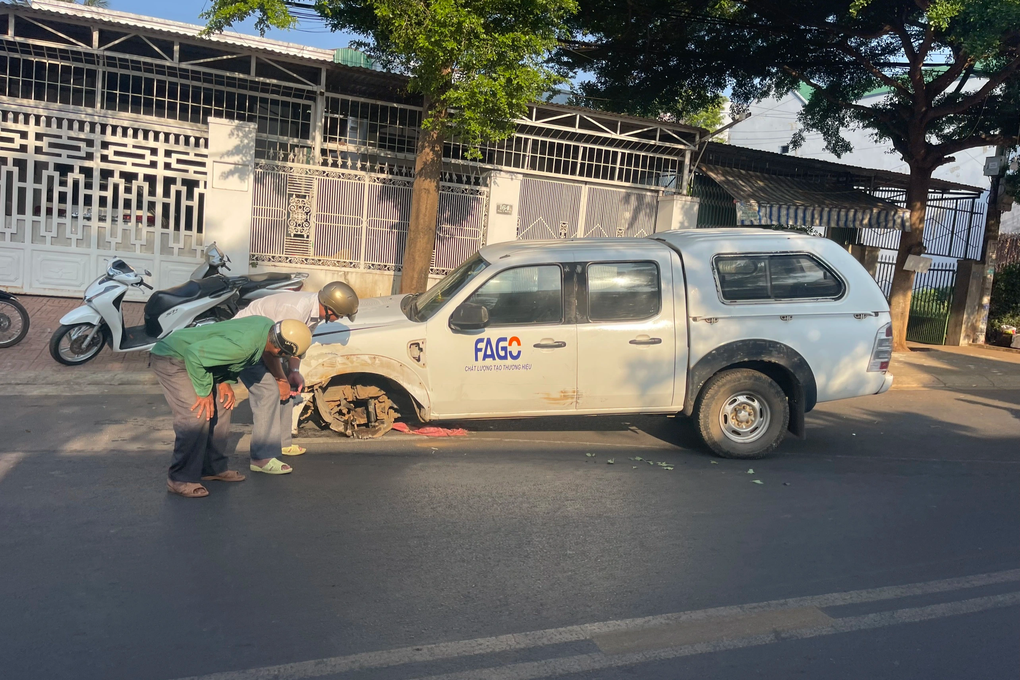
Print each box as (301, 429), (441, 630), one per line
(49, 259), (238, 366)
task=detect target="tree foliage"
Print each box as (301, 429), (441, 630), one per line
(203, 0), (574, 151)
(204, 0), (575, 292)
(564, 0), (1020, 349)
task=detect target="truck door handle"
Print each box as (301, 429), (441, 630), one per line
(629, 336), (662, 345)
(533, 339), (567, 349)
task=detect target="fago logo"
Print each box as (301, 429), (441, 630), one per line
(474, 336), (522, 362)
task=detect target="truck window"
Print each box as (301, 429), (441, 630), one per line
(412, 254), (488, 321)
(466, 265), (563, 326)
(715, 253), (844, 302)
(587, 262), (661, 321)
(715, 256), (770, 300)
(769, 254), (844, 299)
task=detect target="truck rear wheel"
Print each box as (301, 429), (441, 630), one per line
(694, 369), (789, 459)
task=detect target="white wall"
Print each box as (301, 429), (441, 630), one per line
(204, 118), (257, 275)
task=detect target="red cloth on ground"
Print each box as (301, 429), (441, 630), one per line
(391, 422), (468, 437)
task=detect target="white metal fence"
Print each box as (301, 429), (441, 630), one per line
(0, 104), (207, 295)
(517, 177), (660, 240)
(250, 161), (487, 275)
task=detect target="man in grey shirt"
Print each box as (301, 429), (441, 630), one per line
(234, 281), (359, 474)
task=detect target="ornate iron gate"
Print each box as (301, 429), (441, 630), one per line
(250, 162), (487, 275)
(0, 106), (207, 295)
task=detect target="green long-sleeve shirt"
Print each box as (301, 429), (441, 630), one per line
(150, 316), (274, 397)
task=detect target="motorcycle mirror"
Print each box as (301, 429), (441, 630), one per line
(144, 269), (152, 277)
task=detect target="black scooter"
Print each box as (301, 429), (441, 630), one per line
(0, 289), (29, 348)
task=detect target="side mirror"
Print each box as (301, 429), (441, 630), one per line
(450, 302), (489, 331)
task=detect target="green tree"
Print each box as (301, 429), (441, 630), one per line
(563, 0), (1020, 351)
(203, 0), (575, 293)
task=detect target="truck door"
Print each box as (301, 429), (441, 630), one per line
(575, 253), (679, 411)
(427, 263), (578, 417)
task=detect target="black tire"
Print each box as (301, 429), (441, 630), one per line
(0, 297), (30, 348)
(49, 323), (106, 366)
(694, 369), (789, 459)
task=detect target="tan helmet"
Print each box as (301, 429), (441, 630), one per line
(270, 319), (312, 358)
(318, 281), (359, 321)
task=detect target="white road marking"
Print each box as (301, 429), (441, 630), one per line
(0, 452), (25, 483)
(408, 592), (1020, 680)
(170, 568), (1020, 680)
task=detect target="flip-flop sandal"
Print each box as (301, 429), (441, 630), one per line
(280, 445), (306, 456)
(250, 458), (292, 475)
(201, 470), (246, 482)
(167, 480), (209, 498)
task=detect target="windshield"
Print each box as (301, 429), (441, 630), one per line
(410, 254), (489, 321)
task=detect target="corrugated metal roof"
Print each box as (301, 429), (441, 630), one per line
(18, 0), (340, 63)
(701, 165), (911, 230)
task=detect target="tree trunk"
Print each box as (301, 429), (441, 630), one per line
(888, 167), (933, 352)
(399, 96), (447, 294)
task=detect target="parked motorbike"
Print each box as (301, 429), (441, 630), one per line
(0, 289), (30, 348)
(191, 242), (308, 307)
(49, 259), (238, 366)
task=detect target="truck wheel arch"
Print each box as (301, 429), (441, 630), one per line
(684, 340), (817, 438)
(303, 352), (432, 420)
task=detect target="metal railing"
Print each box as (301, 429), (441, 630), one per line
(874, 259), (958, 345)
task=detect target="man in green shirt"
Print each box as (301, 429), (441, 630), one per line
(150, 317), (312, 498)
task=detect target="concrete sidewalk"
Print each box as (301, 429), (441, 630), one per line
(890, 343), (1020, 390)
(4, 295), (1020, 394)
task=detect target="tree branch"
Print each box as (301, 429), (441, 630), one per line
(781, 65), (895, 126)
(926, 50), (971, 98)
(933, 133), (1019, 159)
(951, 63), (975, 95)
(833, 41), (911, 96)
(916, 22), (935, 63)
(892, 13), (926, 98)
(926, 55), (1020, 122)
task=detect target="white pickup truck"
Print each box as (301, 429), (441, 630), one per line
(300, 229), (894, 458)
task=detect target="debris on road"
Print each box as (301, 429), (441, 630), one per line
(752, 480), (764, 485)
(391, 422), (468, 437)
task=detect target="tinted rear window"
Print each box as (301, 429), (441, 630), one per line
(715, 253), (844, 302)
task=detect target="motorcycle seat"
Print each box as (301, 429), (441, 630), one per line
(235, 273), (295, 283)
(144, 278), (231, 335)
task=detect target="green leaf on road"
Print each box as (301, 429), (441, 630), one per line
(711, 461), (719, 465)
(585, 453), (594, 457)
(747, 469), (755, 474)
(607, 459), (615, 464)
(752, 479), (764, 485)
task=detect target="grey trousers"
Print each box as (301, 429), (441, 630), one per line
(239, 363), (293, 460)
(150, 354), (232, 483)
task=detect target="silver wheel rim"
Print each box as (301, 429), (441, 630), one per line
(0, 301), (23, 344)
(59, 324), (103, 362)
(719, 392), (771, 444)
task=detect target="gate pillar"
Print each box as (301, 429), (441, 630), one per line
(946, 259), (992, 346)
(205, 118), (257, 274)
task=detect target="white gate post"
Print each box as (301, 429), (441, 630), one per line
(205, 118), (257, 274)
(485, 171), (523, 244)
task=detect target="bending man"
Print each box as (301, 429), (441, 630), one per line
(235, 281), (359, 475)
(150, 317), (313, 498)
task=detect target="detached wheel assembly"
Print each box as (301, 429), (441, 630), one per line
(694, 369), (789, 459)
(313, 383), (399, 439)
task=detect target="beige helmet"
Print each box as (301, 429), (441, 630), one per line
(318, 281), (359, 321)
(270, 319), (312, 358)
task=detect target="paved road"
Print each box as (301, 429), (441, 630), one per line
(1, 387), (1018, 680)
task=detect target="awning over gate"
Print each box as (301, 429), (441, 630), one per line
(700, 166), (911, 230)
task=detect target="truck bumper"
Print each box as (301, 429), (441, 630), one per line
(876, 373), (894, 394)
